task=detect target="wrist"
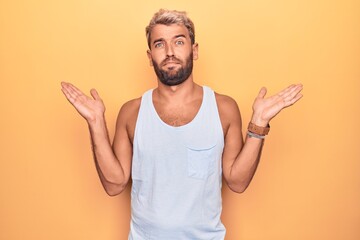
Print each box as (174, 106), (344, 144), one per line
(247, 131), (266, 139)
(250, 113), (269, 127)
(248, 122), (270, 136)
(87, 114), (106, 128)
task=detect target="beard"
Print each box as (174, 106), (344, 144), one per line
(152, 53), (193, 86)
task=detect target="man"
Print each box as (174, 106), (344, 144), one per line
(61, 9), (303, 240)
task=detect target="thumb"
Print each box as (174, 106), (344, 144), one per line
(257, 87), (267, 99)
(90, 89), (101, 100)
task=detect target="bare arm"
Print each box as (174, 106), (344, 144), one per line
(61, 82), (132, 196)
(220, 84), (303, 193)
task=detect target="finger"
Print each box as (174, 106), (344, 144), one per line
(288, 93), (303, 106)
(283, 92), (303, 108)
(61, 82), (72, 98)
(257, 87), (267, 99)
(90, 89), (101, 100)
(282, 84), (303, 100)
(64, 82), (86, 98)
(287, 84), (303, 94)
(277, 84), (296, 96)
(61, 86), (77, 104)
(61, 82), (90, 106)
(61, 82), (79, 98)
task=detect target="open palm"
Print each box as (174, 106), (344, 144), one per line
(252, 84), (303, 125)
(61, 82), (105, 123)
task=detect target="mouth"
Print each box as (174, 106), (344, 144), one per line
(163, 60), (180, 65)
(162, 57), (181, 66)
(162, 62), (181, 71)
(164, 62), (180, 67)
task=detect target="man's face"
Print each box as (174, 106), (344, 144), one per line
(147, 24), (198, 86)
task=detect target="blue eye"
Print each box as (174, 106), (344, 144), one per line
(175, 40), (184, 45)
(154, 42), (164, 48)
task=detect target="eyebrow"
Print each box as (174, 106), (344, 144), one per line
(152, 38), (164, 45)
(174, 34), (186, 39)
(152, 34), (187, 45)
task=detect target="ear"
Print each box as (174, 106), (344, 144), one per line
(192, 43), (199, 60)
(147, 50), (153, 66)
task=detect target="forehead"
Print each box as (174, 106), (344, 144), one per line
(150, 24), (190, 41)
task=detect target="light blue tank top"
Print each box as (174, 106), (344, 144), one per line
(129, 86), (226, 240)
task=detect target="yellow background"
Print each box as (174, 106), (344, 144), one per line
(1, 0), (359, 239)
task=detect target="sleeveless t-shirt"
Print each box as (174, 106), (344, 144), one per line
(129, 86), (226, 240)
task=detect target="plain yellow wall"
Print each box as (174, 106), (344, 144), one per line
(1, 0), (359, 239)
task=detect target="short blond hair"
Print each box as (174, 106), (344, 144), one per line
(145, 9), (195, 49)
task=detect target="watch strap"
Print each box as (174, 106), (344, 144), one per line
(248, 122), (270, 136)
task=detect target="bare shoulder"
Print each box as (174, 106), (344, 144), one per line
(118, 97), (141, 118)
(215, 92), (238, 108)
(115, 97), (141, 142)
(215, 92), (242, 136)
(116, 97), (141, 125)
(215, 92), (241, 119)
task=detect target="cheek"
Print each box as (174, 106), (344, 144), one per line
(151, 51), (165, 61)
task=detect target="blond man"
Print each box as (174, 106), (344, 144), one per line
(61, 9), (303, 240)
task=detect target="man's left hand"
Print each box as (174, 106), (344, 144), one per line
(251, 84), (303, 126)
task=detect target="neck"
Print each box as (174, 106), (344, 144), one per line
(155, 75), (199, 103)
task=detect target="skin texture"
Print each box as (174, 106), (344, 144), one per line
(61, 23), (303, 196)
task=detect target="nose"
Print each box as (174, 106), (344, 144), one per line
(165, 44), (174, 57)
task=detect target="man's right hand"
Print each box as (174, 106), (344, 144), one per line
(61, 82), (105, 124)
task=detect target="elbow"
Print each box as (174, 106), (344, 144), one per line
(227, 181), (250, 194)
(103, 180), (128, 197)
(104, 184), (126, 196)
(106, 190), (121, 197)
(102, 174), (129, 196)
(229, 185), (247, 194)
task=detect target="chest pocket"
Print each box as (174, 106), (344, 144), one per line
(187, 144), (217, 180)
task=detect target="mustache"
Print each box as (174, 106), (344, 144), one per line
(161, 56), (182, 66)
